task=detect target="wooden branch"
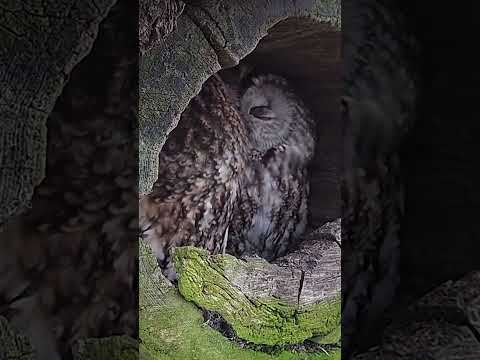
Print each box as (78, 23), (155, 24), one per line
(173, 219), (341, 346)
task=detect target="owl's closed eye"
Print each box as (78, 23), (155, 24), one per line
(249, 106), (276, 119)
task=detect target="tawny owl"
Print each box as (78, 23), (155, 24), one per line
(225, 72), (317, 261)
(139, 73), (249, 281)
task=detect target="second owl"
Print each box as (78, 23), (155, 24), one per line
(225, 70), (317, 261)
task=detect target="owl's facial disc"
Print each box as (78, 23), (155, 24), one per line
(241, 88), (292, 153)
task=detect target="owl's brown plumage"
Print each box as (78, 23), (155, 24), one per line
(139, 74), (249, 281)
(141, 70), (317, 280)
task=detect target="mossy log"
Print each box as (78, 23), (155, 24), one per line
(173, 219), (341, 346)
(139, 237), (340, 360)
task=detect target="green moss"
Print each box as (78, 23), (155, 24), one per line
(298, 299), (341, 345)
(173, 247), (341, 346)
(139, 289), (339, 360)
(310, 326), (341, 346)
(140, 243), (339, 359)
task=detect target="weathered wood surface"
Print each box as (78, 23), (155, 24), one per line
(140, 0), (185, 55)
(273, 219), (341, 306)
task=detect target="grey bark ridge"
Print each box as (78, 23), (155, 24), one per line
(0, 0), (117, 229)
(353, 271), (480, 359)
(140, 0), (186, 54)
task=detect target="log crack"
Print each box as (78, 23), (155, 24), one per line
(297, 269), (305, 306)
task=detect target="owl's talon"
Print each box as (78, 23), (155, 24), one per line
(222, 226), (229, 255)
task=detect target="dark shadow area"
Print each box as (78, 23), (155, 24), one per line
(341, 1), (480, 357)
(398, 1), (480, 303)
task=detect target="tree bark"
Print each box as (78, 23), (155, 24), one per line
(140, 0), (185, 55)
(353, 271), (480, 359)
(0, 0), (117, 229)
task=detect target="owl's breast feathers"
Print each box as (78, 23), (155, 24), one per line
(229, 145), (311, 260)
(139, 74), (248, 278)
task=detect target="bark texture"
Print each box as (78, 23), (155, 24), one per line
(0, 316), (35, 360)
(0, 0), (117, 229)
(139, 0), (185, 55)
(0, 316), (138, 360)
(353, 271), (480, 359)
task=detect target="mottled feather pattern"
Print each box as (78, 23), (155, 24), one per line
(139, 74), (248, 280)
(227, 74), (317, 260)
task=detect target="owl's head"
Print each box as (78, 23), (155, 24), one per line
(240, 74), (315, 156)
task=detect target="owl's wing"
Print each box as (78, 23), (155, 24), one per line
(140, 74), (249, 280)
